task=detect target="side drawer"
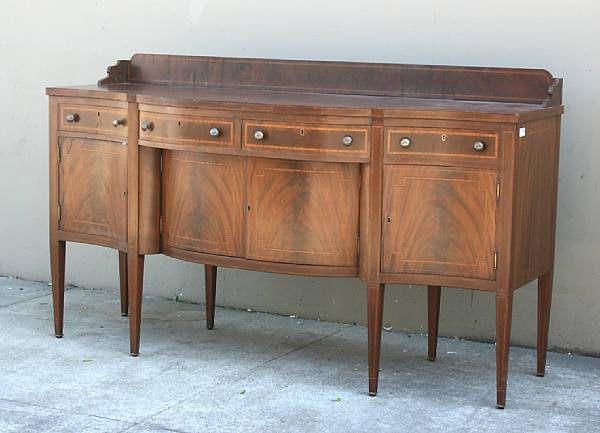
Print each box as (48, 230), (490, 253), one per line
(58, 103), (128, 137)
(139, 112), (236, 149)
(243, 120), (370, 162)
(385, 127), (499, 163)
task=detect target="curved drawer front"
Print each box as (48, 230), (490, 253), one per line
(139, 112), (236, 149)
(58, 104), (128, 137)
(243, 121), (370, 162)
(385, 127), (498, 163)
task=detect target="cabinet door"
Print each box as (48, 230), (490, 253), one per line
(162, 151), (244, 257)
(58, 137), (127, 241)
(382, 165), (497, 279)
(246, 158), (359, 267)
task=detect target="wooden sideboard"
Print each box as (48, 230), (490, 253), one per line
(47, 54), (563, 408)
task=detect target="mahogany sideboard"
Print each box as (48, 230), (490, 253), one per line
(47, 54), (563, 408)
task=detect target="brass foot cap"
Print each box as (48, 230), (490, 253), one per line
(496, 404), (505, 410)
(121, 313), (128, 317)
(130, 352), (140, 357)
(536, 372), (545, 377)
(206, 324), (214, 330)
(55, 334), (63, 339)
(368, 391), (377, 397)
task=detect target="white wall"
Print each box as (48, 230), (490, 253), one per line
(1, 0), (599, 354)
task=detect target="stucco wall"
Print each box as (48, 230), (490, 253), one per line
(1, 0), (598, 354)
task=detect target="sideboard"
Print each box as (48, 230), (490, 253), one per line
(47, 54), (563, 408)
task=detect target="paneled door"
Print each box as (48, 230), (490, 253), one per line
(162, 151), (244, 257)
(246, 158), (360, 267)
(382, 165), (497, 279)
(58, 137), (127, 242)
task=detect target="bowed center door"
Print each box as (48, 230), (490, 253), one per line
(246, 158), (360, 267)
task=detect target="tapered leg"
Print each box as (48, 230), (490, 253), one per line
(128, 254), (145, 356)
(496, 291), (514, 409)
(50, 239), (66, 338)
(427, 285), (441, 361)
(204, 265), (217, 330)
(118, 251), (129, 317)
(537, 272), (553, 377)
(368, 283), (385, 396)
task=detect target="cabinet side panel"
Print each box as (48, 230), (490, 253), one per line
(139, 146), (161, 254)
(49, 98), (60, 241)
(510, 117), (560, 288)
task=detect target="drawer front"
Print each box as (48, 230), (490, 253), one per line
(139, 112), (236, 149)
(243, 121), (369, 161)
(385, 128), (498, 161)
(58, 104), (128, 137)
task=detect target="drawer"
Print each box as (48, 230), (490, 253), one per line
(139, 112), (236, 149)
(243, 120), (370, 162)
(58, 103), (128, 137)
(385, 127), (498, 162)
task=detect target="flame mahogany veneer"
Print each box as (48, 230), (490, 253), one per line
(47, 54), (563, 408)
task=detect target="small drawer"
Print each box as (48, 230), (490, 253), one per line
(243, 120), (370, 162)
(139, 112), (236, 149)
(58, 104), (128, 137)
(385, 127), (498, 161)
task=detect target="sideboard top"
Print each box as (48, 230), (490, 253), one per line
(47, 54), (564, 121)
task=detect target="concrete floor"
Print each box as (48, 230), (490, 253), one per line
(1, 276), (599, 433)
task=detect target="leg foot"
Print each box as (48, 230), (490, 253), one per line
(128, 254), (145, 356)
(427, 285), (441, 362)
(50, 239), (66, 338)
(537, 272), (553, 377)
(118, 251), (129, 317)
(368, 283), (385, 397)
(496, 291), (513, 409)
(204, 265), (217, 330)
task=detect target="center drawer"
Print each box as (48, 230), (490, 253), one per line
(139, 112), (236, 149)
(243, 120), (370, 162)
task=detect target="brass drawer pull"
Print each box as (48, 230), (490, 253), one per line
(473, 140), (486, 152)
(141, 120), (153, 132)
(209, 127), (220, 137)
(112, 118), (126, 128)
(254, 130), (265, 141)
(65, 113), (79, 123)
(342, 135), (353, 146)
(399, 137), (411, 148)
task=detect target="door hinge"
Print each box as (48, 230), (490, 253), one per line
(493, 250), (498, 270)
(357, 238), (360, 257)
(159, 215), (163, 234)
(496, 178), (501, 201)
(57, 204), (61, 222)
(57, 145), (62, 163)
(160, 154), (163, 173)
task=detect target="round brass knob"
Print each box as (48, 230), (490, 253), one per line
(141, 120), (153, 132)
(399, 137), (411, 148)
(473, 140), (486, 152)
(342, 135), (353, 146)
(209, 127), (220, 137)
(66, 113), (79, 123)
(254, 130), (265, 141)
(112, 118), (125, 128)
